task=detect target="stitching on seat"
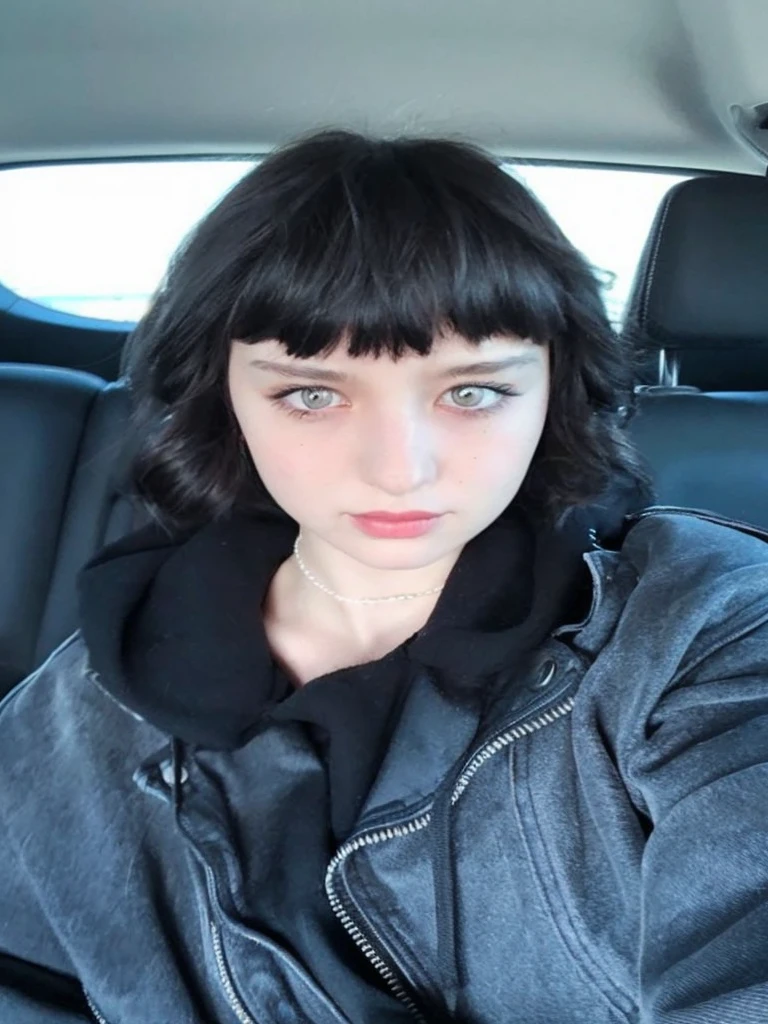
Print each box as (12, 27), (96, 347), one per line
(640, 186), (676, 329)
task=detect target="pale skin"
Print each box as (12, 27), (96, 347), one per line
(227, 330), (550, 685)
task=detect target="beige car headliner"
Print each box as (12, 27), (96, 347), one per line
(2, 0), (767, 172)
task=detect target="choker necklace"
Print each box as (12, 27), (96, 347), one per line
(293, 532), (446, 605)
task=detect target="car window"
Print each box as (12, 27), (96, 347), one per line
(513, 164), (688, 325)
(0, 159), (688, 326)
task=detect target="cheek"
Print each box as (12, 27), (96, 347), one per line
(246, 431), (337, 506)
(465, 398), (548, 482)
(228, 372), (331, 500)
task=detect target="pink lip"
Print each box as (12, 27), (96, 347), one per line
(354, 511), (440, 522)
(350, 512), (443, 539)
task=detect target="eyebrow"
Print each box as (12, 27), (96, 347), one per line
(248, 353), (541, 383)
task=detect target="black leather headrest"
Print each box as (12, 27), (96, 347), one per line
(626, 173), (768, 389)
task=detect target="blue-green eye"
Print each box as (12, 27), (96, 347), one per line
(268, 381), (520, 420)
(272, 386), (341, 417)
(444, 383), (520, 413)
(293, 387), (336, 411)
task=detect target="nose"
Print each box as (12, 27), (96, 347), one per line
(357, 404), (438, 497)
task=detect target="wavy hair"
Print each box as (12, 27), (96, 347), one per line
(122, 129), (653, 531)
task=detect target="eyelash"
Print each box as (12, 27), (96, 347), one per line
(268, 382), (521, 421)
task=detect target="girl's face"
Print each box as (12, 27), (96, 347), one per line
(228, 330), (549, 573)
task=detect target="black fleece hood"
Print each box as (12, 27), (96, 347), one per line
(77, 479), (646, 750)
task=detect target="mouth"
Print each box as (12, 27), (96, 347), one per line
(353, 511), (441, 523)
(349, 511), (444, 539)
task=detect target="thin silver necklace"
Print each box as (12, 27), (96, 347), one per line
(293, 532), (446, 605)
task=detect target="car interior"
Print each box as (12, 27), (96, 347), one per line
(1, 0), (767, 700)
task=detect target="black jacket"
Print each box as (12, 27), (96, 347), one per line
(2, 499), (767, 1023)
(73, 499), (598, 1022)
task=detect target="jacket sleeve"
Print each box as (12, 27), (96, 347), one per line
(0, 824), (93, 1022)
(626, 580), (768, 1021)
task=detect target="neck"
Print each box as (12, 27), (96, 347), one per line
(264, 536), (457, 651)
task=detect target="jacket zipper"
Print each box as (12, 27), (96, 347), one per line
(325, 694), (576, 1020)
(200, 862), (259, 1024)
(84, 990), (109, 1024)
(209, 919), (259, 1024)
(88, 931), (255, 1024)
(325, 812), (432, 1023)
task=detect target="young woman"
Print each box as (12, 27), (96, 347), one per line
(1, 130), (767, 1024)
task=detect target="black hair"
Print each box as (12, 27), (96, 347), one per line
(122, 128), (653, 531)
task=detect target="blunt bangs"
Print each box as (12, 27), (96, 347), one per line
(226, 134), (568, 357)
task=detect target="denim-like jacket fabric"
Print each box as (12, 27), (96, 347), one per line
(0, 509), (767, 1023)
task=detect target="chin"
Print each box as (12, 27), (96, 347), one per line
(349, 534), (456, 567)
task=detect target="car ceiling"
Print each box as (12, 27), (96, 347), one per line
(2, 0), (768, 172)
